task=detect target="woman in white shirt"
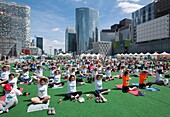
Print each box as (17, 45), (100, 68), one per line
(0, 66), (10, 85)
(94, 74), (110, 102)
(89, 67), (98, 83)
(49, 66), (56, 79)
(49, 70), (64, 88)
(19, 66), (30, 82)
(65, 75), (82, 100)
(31, 77), (50, 104)
(105, 66), (114, 81)
(8, 73), (20, 89)
(133, 66), (139, 77)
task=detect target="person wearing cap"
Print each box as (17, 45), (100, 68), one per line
(31, 77), (50, 104)
(0, 84), (22, 114)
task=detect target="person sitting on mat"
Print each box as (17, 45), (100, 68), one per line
(49, 66), (56, 79)
(105, 66), (114, 82)
(31, 65), (44, 83)
(145, 69), (169, 87)
(19, 65), (31, 83)
(119, 66), (125, 79)
(122, 70), (137, 93)
(133, 66), (139, 77)
(65, 75), (82, 101)
(0, 66), (10, 85)
(139, 70), (150, 89)
(8, 73), (20, 89)
(49, 70), (64, 88)
(0, 84), (22, 114)
(94, 74), (110, 102)
(31, 77), (51, 104)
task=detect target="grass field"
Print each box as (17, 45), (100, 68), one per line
(1, 65), (170, 117)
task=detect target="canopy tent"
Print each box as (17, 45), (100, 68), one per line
(139, 52), (144, 56)
(152, 52), (159, 56)
(161, 51), (169, 55)
(133, 53), (138, 56)
(129, 53), (133, 56)
(145, 52), (151, 56)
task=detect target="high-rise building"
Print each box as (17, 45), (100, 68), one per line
(132, 2), (155, 42)
(76, 7), (99, 54)
(65, 27), (76, 53)
(111, 18), (132, 42)
(0, 1), (30, 56)
(54, 49), (58, 55)
(125, 0), (170, 54)
(36, 36), (43, 53)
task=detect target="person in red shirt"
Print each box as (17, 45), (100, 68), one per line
(139, 70), (148, 89)
(122, 69), (137, 93)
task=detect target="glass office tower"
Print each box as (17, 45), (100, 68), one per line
(76, 7), (99, 54)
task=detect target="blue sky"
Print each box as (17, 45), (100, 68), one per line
(5, 0), (153, 54)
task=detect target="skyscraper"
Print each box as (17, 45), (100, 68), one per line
(36, 36), (43, 53)
(65, 27), (76, 53)
(76, 7), (99, 54)
(0, 1), (30, 56)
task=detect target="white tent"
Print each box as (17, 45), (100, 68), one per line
(124, 53), (129, 56)
(139, 52), (144, 56)
(120, 53), (124, 56)
(116, 53), (121, 56)
(161, 51), (169, 55)
(129, 53), (133, 56)
(152, 52), (159, 56)
(133, 53), (138, 56)
(145, 52), (150, 56)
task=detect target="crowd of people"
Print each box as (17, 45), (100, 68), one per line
(0, 56), (169, 114)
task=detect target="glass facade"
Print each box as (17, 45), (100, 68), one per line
(76, 7), (99, 54)
(132, 2), (155, 42)
(36, 37), (43, 52)
(101, 30), (116, 42)
(0, 1), (30, 56)
(65, 27), (76, 53)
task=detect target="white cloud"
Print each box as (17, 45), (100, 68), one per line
(72, 0), (87, 4)
(117, 0), (141, 2)
(117, 2), (144, 13)
(51, 28), (62, 32)
(72, 0), (82, 2)
(43, 38), (65, 54)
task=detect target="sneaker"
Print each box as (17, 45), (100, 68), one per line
(138, 91), (146, 96)
(51, 107), (56, 115)
(48, 108), (52, 115)
(4, 109), (9, 113)
(0, 110), (3, 114)
(103, 98), (107, 102)
(99, 98), (103, 103)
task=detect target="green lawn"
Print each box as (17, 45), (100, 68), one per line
(1, 65), (170, 117)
